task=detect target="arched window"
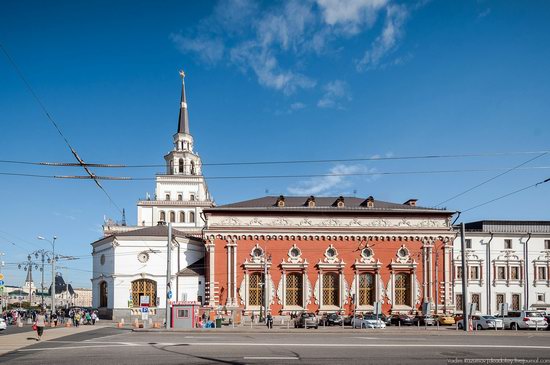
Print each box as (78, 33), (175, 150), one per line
(248, 272), (264, 306)
(165, 194), (170, 201)
(178, 159), (184, 173)
(190, 161), (196, 175)
(177, 194), (183, 201)
(323, 272), (339, 306)
(169, 160), (174, 174)
(159, 211), (166, 222)
(286, 272), (303, 306)
(99, 281), (108, 307)
(169, 211), (175, 222)
(395, 273), (411, 306)
(189, 211), (195, 223)
(359, 273), (375, 306)
(131, 279), (157, 307)
(179, 212), (185, 223)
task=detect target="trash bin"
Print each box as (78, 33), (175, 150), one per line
(215, 318), (223, 328)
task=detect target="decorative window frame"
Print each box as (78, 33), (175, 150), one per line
(533, 251), (550, 287)
(315, 246), (347, 311)
(352, 245), (384, 311)
(240, 244), (275, 312)
(387, 245), (419, 312)
(454, 251), (484, 286)
(277, 244), (311, 311)
(492, 251), (523, 287)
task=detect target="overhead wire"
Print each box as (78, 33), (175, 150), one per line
(0, 42), (122, 214)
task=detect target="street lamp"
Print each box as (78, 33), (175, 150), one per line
(37, 235), (57, 312)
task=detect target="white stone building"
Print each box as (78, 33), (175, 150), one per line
(453, 220), (550, 314)
(91, 72), (212, 321)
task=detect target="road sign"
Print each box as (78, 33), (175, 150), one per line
(140, 307), (149, 313)
(0, 273), (4, 280)
(167, 291), (173, 299)
(0, 280), (4, 286)
(140, 295), (150, 307)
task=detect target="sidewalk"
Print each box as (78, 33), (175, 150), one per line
(0, 324), (109, 356)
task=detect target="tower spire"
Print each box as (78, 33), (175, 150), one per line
(177, 70), (190, 135)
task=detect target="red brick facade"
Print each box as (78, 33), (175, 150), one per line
(203, 196), (455, 316)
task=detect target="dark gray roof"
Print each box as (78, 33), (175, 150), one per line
(177, 76), (190, 135)
(177, 257), (205, 277)
(464, 220), (550, 233)
(112, 225), (189, 238)
(210, 196), (450, 214)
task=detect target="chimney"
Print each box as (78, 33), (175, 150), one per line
(403, 199), (418, 207)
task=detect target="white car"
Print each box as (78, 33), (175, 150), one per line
(472, 315), (503, 330)
(0, 318), (6, 331)
(352, 315), (386, 329)
(502, 311), (548, 330)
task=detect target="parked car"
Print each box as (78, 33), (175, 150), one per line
(413, 315), (436, 326)
(434, 315), (455, 326)
(319, 313), (343, 326)
(501, 311), (548, 330)
(389, 314), (414, 326)
(295, 312), (318, 329)
(352, 315), (386, 329)
(0, 318), (6, 331)
(457, 315), (503, 330)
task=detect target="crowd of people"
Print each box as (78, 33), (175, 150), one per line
(1, 307), (99, 328)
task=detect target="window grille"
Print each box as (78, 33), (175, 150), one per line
(285, 273), (303, 306)
(322, 272), (339, 306)
(394, 273), (411, 306)
(249, 272), (264, 306)
(359, 273), (375, 306)
(131, 279), (157, 307)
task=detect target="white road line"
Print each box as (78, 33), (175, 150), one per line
(244, 357), (299, 360)
(18, 344), (138, 352)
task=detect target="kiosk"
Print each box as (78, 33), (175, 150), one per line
(171, 301), (201, 329)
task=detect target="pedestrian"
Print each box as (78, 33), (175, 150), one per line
(266, 313), (273, 329)
(91, 311), (97, 325)
(52, 311), (58, 327)
(251, 312), (255, 324)
(34, 310), (46, 341)
(74, 311), (81, 327)
(85, 311), (91, 325)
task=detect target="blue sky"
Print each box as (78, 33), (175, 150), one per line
(1, 0), (549, 288)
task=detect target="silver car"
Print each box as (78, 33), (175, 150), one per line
(502, 311), (548, 330)
(472, 315), (503, 330)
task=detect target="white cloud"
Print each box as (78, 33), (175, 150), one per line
(477, 8), (491, 19)
(170, 33), (225, 65)
(317, 80), (351, 108)
(290, 102), (306, 110)
(288, 164), (375, 195)
(317, 0), (388, 34)
(356, 3), (408, 71)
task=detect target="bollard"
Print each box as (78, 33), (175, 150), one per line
(536, 321), (538, 331)
(437, 320), (440, 330)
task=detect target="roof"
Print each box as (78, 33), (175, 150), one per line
(208, 195), (451, 214)
(92, 225), (194, 245)
(176, 257), (205, 277)
(463, 220), (550, 234)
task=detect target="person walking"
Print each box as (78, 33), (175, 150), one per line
(34, 311), (46, 341)
(91, 311), (97, 325)
(74, 311), (81, 327)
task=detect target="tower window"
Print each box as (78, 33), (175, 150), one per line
(169, 211), (175, 223)
(177, 194), (183, 201)
(159, 211), (166, 221)
(179, 212), (185, 223)
(189, 211), (195, 223)
(190, 161), (196, 175)
(179, 159), (184, 174)
(165, 194), (170, 201)
(190, 194), (195, 201)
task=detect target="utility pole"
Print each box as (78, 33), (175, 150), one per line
(460, 223), (469, 332)
(524, 233), (532, 310)
(0, 252), (4, 312)
(165, 223), (172, 329)
(37, 236), (57, 312)
(19, 255), (38, 308)
(485, 233), (494, 315)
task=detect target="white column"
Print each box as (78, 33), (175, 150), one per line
(207, 242), (215, 307)
(226, 241), (232, 305)
(391, 271), (395, 308)
(428, 246), (433, 303)
(282, 271), (286, 310)
(319, 271), (323, 308)
(339, 270), (344, 310)
(233, 243), (237, 306)
(422, 246), (427, 302)
(244, 272), (249, 310)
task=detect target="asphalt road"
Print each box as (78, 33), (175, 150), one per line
(2, 327), (550, 364)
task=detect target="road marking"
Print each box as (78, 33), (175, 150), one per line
(244, 357), (299, 360)
(18, 344), (138, 352)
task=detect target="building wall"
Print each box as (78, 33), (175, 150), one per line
(452, 233), (550, 314)
(73, 288), (92, 307)
(204, 212), (455, 316)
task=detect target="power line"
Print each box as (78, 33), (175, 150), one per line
(435, 152), (549, 207)
(1, 150), (550, 168)
(461, 177), (550, 213)
(0, 42), (122, 214)
(1, 166), (550, 181)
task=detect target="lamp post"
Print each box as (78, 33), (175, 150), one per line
(37, 236), (57, 312)
(18, 255), (39, 307)
(31, 249), (54, 309)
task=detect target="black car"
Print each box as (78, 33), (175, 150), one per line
(389, 314), (414, 326)
(320, 313), (343, 326)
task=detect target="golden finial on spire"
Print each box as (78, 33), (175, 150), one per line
(179, 70), (185, 79)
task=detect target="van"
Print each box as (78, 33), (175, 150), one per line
(501, 310), (547, 330)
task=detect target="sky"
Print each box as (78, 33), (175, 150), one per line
(1, 0), (550, 288)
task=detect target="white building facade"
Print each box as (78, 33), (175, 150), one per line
(453, 220), (550, 315)
(92, 72), (212, 321)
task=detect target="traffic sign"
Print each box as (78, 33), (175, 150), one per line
(140, 307), (149, 313)
(0, 273), (4, 280)
(167, 291), (172, 299)
(0, 280), (4, 286)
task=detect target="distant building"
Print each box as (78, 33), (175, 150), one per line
(73, 288), (92, 307)
(91, 72), (212, 321)
(453, 220), (550, 314)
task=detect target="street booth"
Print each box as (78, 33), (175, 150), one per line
(170, 301), (200, 329)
